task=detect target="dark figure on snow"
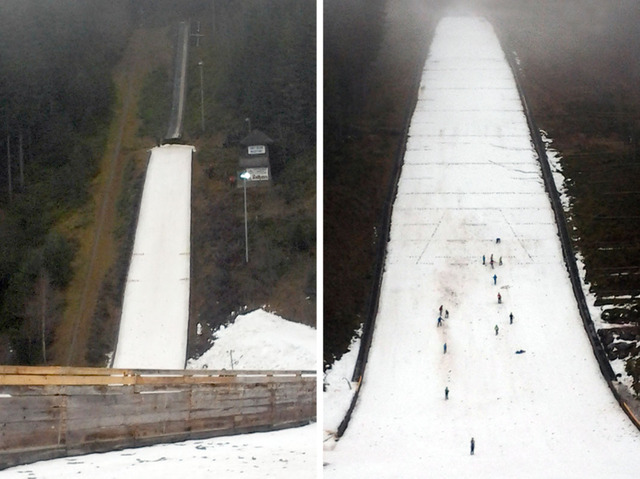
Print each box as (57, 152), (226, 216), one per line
(437, 316), (443, 327)
(439, 305), (443, 315)
(443, 343), (447, 354)
(497, 292), (502, 304)
(495, 324), (499, 335)
(482, 254), (486, 265)
(470, 437), (475, 455)
(510, 312), (514, 324)
(445, 386), (449, 400)
(493, 274), (497, 285)
(445, 310), (449, 318)
(496, 237), (501, 244)
(499, 256), (503, 266)
(490, 258), (494, 269)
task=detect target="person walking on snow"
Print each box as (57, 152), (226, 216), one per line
(499, 256), (503, 266)
(443, 342), (447, 354)
(439, 305), (443, 315)
(445, 386), (449, 400)
(482, 254), (486, 265)
(493, 274), (497, 285)
(510, 312), (514, 324)
(495, 324), (499, 335)
(445, 310), (449, 318)
(437, 316), (443, 327)
(497, 292), (502, 304)
(470, 437), (475, 455)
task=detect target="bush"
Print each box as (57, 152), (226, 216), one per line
(289, 218), (315, 253)
(43, 232), (76, 288)
(138, 66), (172, 140)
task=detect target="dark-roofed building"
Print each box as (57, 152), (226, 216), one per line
(238, 129), (274, 187)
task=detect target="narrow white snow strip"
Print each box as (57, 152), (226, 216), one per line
(324, 16), (640, 478)
(113, 144), (194, 370)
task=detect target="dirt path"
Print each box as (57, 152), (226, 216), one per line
(51, 28), (172, 366)
(63, 74), (134, 366)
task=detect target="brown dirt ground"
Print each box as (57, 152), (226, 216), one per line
(50, 27), (173, 366)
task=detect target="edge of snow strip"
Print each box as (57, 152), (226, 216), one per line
(334, 24), (434, 441)
(501, 34), (640, 430)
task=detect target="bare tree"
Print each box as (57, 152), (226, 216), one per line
(6, 133), (12, 201)
(38, 270), (48, 364)
(18, 130), (24, 190)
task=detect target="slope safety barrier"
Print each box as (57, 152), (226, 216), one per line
(0, 366), (316, 470)
(502, 41), (640, 431)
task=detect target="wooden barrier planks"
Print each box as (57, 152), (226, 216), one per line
(0, 366), (312, 386)
(0, 369), (316, 470)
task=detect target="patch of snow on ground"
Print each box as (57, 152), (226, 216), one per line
(0, 424), (316, 479)
(323, 331), (361, 441)
(612, 358), (635, 389)
(187, 309), (316, 371)
(541, 131), (571, 210)
(544, 125), (638, 390)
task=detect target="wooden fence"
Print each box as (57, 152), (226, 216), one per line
(0, 366), (316, 470)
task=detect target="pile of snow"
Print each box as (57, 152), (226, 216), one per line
(187, 309), (316, 371)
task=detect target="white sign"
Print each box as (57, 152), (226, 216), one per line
(248, 145), (266, 155)
(246, 167), (269, 181)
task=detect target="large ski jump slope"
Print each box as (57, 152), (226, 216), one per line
(324, 17), (640, 478)
(113, 145), (193, 370)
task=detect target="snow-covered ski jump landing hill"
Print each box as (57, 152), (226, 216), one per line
(113, 144), (193, 370)
(324, 16), (640, 478)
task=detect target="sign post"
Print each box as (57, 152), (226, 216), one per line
(240, 171), (251, 263)
(198, 61), (205, 132)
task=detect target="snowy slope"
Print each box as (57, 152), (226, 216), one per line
(113, 144), (193, 370)
(324, 17), (640, 478)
